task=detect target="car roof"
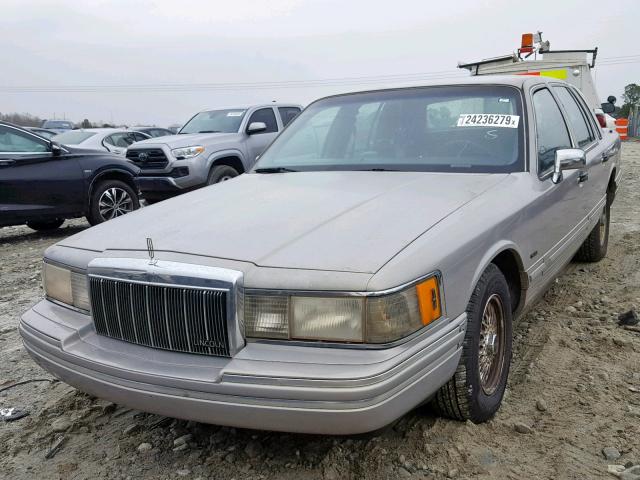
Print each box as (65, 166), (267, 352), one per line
(311, 75), (554, 104)
(198, 103), (303, 113)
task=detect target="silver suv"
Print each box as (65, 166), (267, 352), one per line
(127, 103), (301, 202)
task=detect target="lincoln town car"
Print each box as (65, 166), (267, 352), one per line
(20, 77), (621, 434)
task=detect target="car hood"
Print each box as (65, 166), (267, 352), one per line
(129, 132), (242, 149)
(59, 171), (507, 274)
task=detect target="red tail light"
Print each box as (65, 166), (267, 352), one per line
(596, 113), (607, 128)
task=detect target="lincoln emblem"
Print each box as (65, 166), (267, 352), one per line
(146, 238), (157, 265)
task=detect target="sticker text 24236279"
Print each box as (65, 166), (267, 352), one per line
(457, 114), (520, 128)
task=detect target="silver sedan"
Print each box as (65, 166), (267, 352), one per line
(51, 128), (150, 155)
(20, 76), (621, 434)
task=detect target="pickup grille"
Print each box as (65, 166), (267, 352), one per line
(126, 148), (169, 169)
(89, 277), (230, 357)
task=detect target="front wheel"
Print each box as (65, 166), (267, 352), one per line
(87, 180), (139, 225)
(432, 263), (513, 423)
(26, 219), (64, 231)
(207, 165), (239, 185)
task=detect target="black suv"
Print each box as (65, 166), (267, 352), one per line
(0, 122), (141, 231)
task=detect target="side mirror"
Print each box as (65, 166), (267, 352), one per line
(607, 95), (617, 105)
(552, 149), (586, 184)
(50, 142), (62, 157)
(601, 102), (615, 114)
(247, 122), (267, 134)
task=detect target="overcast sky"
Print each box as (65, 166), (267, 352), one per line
(1, 0), (638, 126)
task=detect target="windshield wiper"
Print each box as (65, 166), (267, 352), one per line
(254, 167), (299, 173)
(197, 130), (221, 133)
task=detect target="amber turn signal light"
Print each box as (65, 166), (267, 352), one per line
(416, 276), (442, 325)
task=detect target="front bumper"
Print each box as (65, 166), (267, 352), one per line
(20, 300), (465, 434)
(136, 176), (195, 201)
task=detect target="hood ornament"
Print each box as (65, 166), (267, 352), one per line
(146, 238), (157, 265)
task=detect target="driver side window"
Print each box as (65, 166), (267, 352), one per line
(532, 89), (572, 175)
(247, 108), (278, 134)
(0, 126), (49, 153)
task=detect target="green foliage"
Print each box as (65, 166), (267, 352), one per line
(622, 83), (640, 107)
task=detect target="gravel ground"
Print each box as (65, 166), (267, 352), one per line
(1, 143), (639, 480)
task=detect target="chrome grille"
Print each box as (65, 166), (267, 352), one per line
(89, 277), (230, 357)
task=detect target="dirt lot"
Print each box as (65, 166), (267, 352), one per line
(1, 143), (639, 480)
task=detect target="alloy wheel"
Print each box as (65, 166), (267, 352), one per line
(98, 187), (134, 220)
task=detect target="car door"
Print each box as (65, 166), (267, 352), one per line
(244, 107), (279, 166)
(0, 124), (84, 224)
(523, 87), (587, 291)
(551, 85), (608, 218)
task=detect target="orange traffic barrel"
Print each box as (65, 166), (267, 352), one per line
(615, 118), (629, 140)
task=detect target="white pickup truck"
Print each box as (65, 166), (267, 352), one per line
(458, 32), (618, 130)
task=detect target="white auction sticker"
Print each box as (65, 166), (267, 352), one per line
(457, 114), (520, 128)
(227, 111), (244, 117)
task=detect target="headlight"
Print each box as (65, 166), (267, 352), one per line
(244, 275), (442, 344)
(42, 262), (90, 312)
(171, 145), (204, 160)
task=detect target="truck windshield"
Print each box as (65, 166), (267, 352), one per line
(255, 85), (525, 174)
(43, 120), (74, 129)
(179, 109), (246, 134)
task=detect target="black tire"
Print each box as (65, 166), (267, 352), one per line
(432, 263), (513, 423)
(207, 165), (239, 185)
(26, 219), (64, 231)
(574, 201), (609, 263)
(87, 179), (139, 226)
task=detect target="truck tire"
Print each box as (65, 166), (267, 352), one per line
(87, 180), (139, 226)
(574, 202), (609, 263)
(26, 219), (64, 231)
(432, 263), (513, 423)
(207, 165), (239, 185)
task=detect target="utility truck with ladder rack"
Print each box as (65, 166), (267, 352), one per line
(458, 32), (618, 130)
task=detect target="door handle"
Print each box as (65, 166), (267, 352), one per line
(0, 159), (16, 167)
(578, 171), (589, 183)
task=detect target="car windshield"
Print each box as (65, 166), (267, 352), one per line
(179, 109), (246, 134)
(52, 131), (97, 144)
(255, 86), (525, 174)
(43, 120), (74, 129)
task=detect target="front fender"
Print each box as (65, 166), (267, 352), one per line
(206, 149), (247, 171)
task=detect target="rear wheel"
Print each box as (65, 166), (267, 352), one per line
(432, 263), (513, 423)
(87, 180), (139, 225)
(207, 165), (239, 185)
(574, 201), (609, 263)
(26, 219), (64, 231)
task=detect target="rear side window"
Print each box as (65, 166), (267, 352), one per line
(532, 88), (572, 174)
(278, 107), (301, 127)
(106, 133), (137, 148)
(248, 108), (278, 133)
(552, 86), (595, 148)
(132, 132), (149, 142)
